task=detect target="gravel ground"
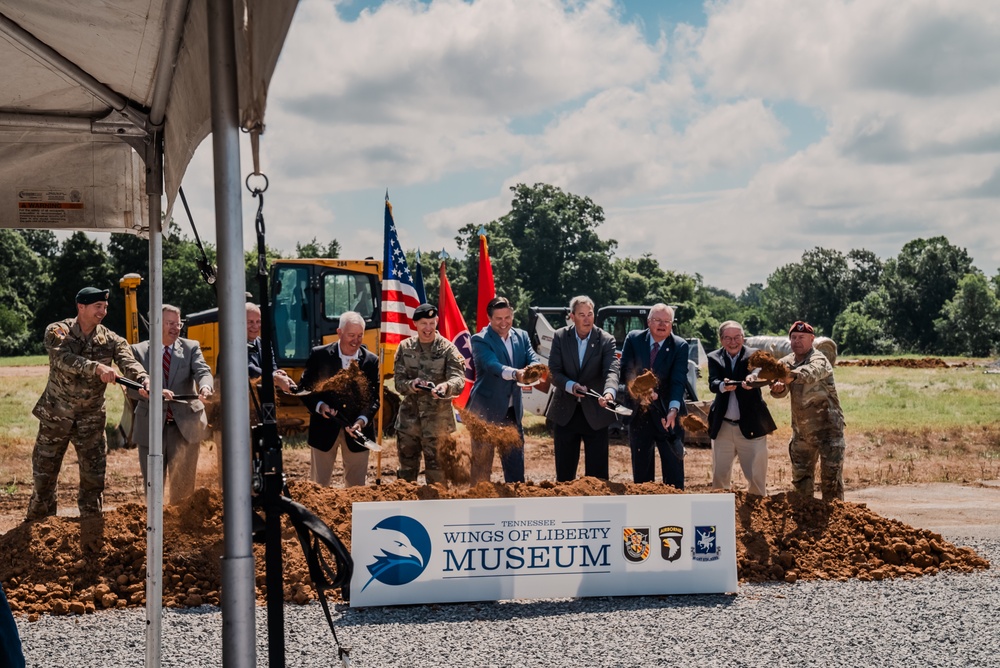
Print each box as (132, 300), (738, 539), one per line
(16, 536), (998, 667)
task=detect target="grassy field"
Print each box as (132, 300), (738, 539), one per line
(0, 355), (46, 367)
(1, 357), (999, 495)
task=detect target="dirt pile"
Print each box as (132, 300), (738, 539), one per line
(837, 357), (951, 369)
(735, 492), (988, 582)
(1, 481), (989, 618)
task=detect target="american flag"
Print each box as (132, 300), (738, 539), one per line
(380, 194), (420, 347)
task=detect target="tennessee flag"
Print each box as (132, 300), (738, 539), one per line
(437, 260), (474, 408)
(380, 194), (420, 350)
(476, 230), (496, 332)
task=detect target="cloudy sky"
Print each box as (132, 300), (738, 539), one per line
(179, 0), (1000, 294)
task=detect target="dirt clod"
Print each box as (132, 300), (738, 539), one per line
(680, 414), (709, 433)
(521, 364), (549, 384)
(458, 409), (522, 455)
(747, 351), (787, 381)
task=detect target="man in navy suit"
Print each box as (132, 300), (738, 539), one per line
(545, 295), (620, 481)
(298, 311), (380, 487)
(468, 296), (541, 484)
(619, 303), (689, 488)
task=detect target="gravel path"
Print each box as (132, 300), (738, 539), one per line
(16, 536), (997, 667)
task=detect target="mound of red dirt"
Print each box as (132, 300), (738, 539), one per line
(1, 480), (988, 618)
(838, 357), (951, 368)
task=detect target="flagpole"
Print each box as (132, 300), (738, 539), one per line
(375, 346), (384, 485)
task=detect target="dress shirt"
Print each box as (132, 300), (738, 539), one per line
(649, 332), (681, 411)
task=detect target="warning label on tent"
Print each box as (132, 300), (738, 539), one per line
(17, 189), (85, 226)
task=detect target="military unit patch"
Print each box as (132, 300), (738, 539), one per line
(622, 527), (650, 562)
(658, 525), (683, 562)
(692, 525), (720, 561)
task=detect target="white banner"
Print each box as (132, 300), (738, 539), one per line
(350, 494), (737, 607)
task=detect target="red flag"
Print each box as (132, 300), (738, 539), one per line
(476, 232), (496, 332)
(438, 261), (474, 409)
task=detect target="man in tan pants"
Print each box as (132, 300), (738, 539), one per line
(706, 321), (777, 496)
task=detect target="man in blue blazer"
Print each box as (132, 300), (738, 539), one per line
(468, 296), (541, 484)
(619, 303), (689, 488)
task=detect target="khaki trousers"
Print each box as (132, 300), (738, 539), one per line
(310, 431), (369, 487)
(711, 421), (768, 496)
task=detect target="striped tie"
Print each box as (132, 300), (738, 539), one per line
(650, 340), (660, 368)
(162, 345), (173, 421)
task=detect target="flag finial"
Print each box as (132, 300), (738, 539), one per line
(477, 225), (487, 237)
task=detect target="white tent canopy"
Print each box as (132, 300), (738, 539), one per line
(0, 0), (295, 233)
(0, 2), (297, 667)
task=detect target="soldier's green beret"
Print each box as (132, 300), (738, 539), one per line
(412, 303), (437, 321)
(76, 287), (110, 304)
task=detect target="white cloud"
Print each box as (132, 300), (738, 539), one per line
(176, 0), (1000, 294)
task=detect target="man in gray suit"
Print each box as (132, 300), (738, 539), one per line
(545, 296), (620, 481)
(133, 305), (213, 503)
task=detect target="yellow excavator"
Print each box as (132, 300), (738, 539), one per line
(120, 259), (400, 437)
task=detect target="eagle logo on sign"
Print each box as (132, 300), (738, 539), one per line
(658, 525), (683, 562)
(622, 527), (650, 562)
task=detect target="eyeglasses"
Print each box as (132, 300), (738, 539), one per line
(721, 335), (743, 342)
(649, 318), (673, 326)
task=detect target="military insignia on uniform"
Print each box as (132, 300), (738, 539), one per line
(658, 526), (683, 562)
(622, 527), (650, 562)
(692, 525), (720, 561)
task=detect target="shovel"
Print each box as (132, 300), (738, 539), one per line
(584, 389), (633, 417)
(330, 411), (382, 452)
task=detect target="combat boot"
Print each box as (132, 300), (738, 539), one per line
(425, 469), (446, 485)
(396, 467), (418, 483)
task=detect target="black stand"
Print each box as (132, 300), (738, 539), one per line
(247, 184), (354, 667)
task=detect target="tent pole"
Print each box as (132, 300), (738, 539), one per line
(145, 147), (165, 668)
(208, 1), (256, 667)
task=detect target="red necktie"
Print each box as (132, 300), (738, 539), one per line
(162, 346), (173, 421)
(650, 341), (660, 368)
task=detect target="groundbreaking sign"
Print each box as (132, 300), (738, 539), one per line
(350, 494), (737, 607)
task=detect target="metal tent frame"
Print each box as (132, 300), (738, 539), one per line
(0, 2), (298, 666)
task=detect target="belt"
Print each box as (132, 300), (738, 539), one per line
(165, 418), (176, 425)
(723, 418), (739, 425)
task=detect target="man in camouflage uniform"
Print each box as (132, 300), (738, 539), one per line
(393, 303), (467, 484)
(770, 321), (846, 501)
(26, 287), (149, 521)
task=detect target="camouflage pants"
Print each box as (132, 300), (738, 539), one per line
(27, 411), (107, 520)
(396, 431), (446, 483)
(788, 433), (845, 501)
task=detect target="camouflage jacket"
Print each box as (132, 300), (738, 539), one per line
(393, 334), (467, 432)
(33, 318), (148, 419)
(770, 347), (845, 439)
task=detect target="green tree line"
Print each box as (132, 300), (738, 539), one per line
(2, 183), (998, 357)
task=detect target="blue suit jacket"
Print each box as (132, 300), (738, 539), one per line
(619, 329), (689, 421)
(467, 325), (540, 426)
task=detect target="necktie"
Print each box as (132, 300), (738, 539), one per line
(162, 345), (173, 421)
(650, 340), (660, 368)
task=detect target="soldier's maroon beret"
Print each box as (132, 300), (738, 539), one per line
(789, 321), (815, 335)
